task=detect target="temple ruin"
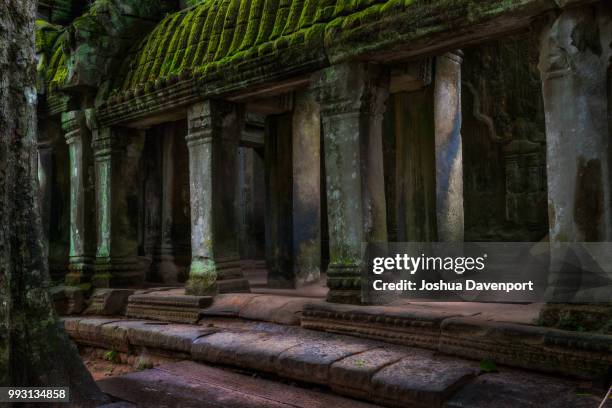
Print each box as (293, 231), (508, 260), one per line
(33, 0), (612, 405)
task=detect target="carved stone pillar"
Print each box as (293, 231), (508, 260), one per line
(434, 51), (464, 242)
(92, 126), (145, 287)
(37, 131), (54, 259)
(538, 5), (612, 302)
(62, 110), (96, 286)
(540, 6), (612, 244)
(313, 62), (389, 304)
(185, 100), (250, 295)
(292, 90), (322, 287)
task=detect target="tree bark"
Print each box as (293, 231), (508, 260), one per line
(0, 1), (108, 406)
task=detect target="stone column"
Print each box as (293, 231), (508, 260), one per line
(434, 51), (464, 242)
(92, 125), (145, 287)
(313, 62), (389, 304)
(292, 91), (322, 286)
(37, 130), (54, 258)
(62, 110), (96, 286)
(185, 100), (250, 295)
(538, 6), (612, 303)
(264, 113), (294, 288)
(539, 6), (612, 244)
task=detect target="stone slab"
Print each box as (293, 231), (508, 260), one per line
(191, 331), (271, 366)
(238, 296), (299, 325)
(64, 317), (128, 351)
(276, 336), (378, 385)
(439, 317), (612, 379)
(126, 294), (213, 324)
(370, 355), (478, 408)
(51, 285), (86, 315)
(301, 302), (465, 350)
(98, 361), (380, 408)
(445, 370), (602, 408)
(200, 293), (262, 317)
(94, 320), (152, 353)
(125, 321), (216, 353)
(84, 288), (134, 315)
(329, 346), (413, 400)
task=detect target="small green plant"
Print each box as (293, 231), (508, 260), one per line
(354, 359), (366, 368)
(479, 358), (498, 373)
(103, 350), (119, 363)
(136, 357), (154, 371)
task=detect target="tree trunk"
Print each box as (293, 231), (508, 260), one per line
(0, 1), (108, 406)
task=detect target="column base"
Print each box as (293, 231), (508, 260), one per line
(65, 257), (95, 288)
(186, 258), (250, 296)
(326, 264), (363, 304)
(93, 257), (146, 288)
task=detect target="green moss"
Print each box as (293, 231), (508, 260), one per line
(238, 0), (264, 51)
(269, 0), (291, 40)
(213, 0), (241, 61)
(227, 0), (251, 55)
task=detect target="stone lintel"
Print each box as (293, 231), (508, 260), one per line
(246, 94), (293, 115)
(389, 59), (433, 93)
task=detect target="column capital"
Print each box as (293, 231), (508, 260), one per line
(311, 62), (389, 117)
(439, 50), (463, 65)
(537, 5), (610, 81)
(92, 126), (126, 159)
(186, 99), (243, 146)
(62, 110), (88, 145)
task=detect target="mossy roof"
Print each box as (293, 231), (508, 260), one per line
(41, 0), (418, 95)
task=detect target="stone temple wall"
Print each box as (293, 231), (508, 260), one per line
(461, 31), (548, 242)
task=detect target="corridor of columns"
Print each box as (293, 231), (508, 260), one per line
(35, 0), (612, 406)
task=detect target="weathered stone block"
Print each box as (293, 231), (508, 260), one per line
(329, 347), (408, 400)
(200, 293), (261, 317)
(301, 302), (461, 350)
(238, 296), (313, 326)
(439, 317), (612, 379)
(50, 285), (86, 315)
(125, 322), (215, 354)
(445, 370), (601, 408)
(126, 293), (213, 324)
(370, 355), (477, 408)
(275, 336), (377, 385)
(67, 317), (128, 352)
(84, 288), (134, 315)
(191, 331), (270, 366)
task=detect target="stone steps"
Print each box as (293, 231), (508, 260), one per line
(301, 302), (612, 379)
(80, 290), (612, 379)
(98, 360), (380, 408)
(63, 316), (601, 408)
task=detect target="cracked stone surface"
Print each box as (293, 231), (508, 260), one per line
(65, 316), (603, 408)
